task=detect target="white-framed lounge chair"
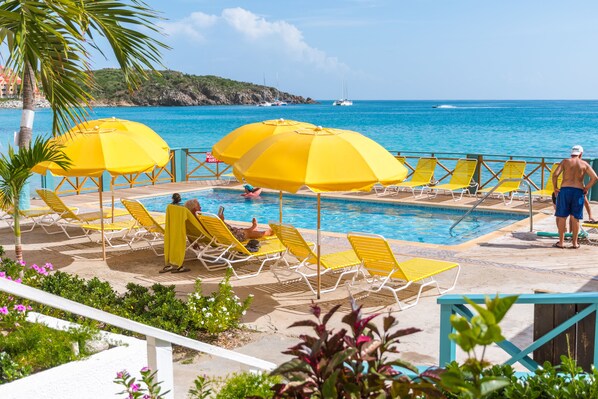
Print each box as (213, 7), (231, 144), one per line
(121, 198), (166, 255)
(347, 232), (460, 310)
(477, 160), (527, 205)
(196, 213), (286, 279)
(0, 204), (56, 232)
(269, 222), (360, 295)
(376, 157), (437, 198)
(36, 188), (129, 237)
(428, 158), (478, 201)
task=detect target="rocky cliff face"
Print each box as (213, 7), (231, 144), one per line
(91, 69), (315, 107)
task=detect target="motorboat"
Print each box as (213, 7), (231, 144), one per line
(257, 101), (272, 107)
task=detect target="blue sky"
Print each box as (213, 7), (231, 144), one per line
(89, 1), (598, 100)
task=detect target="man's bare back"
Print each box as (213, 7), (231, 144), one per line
(557, 157), (591, 190)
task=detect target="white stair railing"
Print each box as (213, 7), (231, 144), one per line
(0, 278), (276, 399)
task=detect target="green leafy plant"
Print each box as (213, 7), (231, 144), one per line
(0, 136), (70, 262)
(188, 374), (215, 399)
(187, 269), (253, 335)
(214, 372), (282, 399)
(0, 322), (95, 384)
(114, 367), (170, 399)
(437, 295), (519, 399)
(270, 300), (441, 398)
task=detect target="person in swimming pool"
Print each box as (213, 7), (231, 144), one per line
(552, 145), (598, 249)
(184, 199), (272, 241)
(241, 184), (262, 198)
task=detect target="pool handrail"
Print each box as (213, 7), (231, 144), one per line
(0, 277), (275, 399)
(449, 178), (533, 234)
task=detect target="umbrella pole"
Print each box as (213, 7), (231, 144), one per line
(317, 193), (321, 299)
(99, 179), (106, 260)
(111, 176), (116, 223)
(279, 191), (283, 223)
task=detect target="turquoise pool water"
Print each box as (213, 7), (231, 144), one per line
(138, 188), (527, 245)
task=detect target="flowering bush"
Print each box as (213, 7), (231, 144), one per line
(114, 367), (170, 399)
(0, 253), (49, 331)
(187, 268), (253, 334)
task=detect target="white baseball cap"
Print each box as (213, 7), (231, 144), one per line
(571, 145), (583, 156)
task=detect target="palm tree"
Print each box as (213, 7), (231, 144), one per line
(0, 0), (166, 145)
(0, 137), (71, 262)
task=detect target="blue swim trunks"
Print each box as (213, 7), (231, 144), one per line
(555, 187), (584, 220)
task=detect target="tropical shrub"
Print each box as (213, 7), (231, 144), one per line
(187, 269), (253, 335)
(0, 250), (253, 338)
(0, 322), (95, 384)
(213, 372), (281, 399)
(270, 301), (440, 398)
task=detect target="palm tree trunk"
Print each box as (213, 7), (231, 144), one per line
(18, 63), (36, 211)
(18, 63), (35, 148)
(13, 197), (22, 262)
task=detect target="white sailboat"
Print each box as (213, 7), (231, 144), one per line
(333, 81), (353, 106)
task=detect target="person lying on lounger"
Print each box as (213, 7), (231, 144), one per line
(241, 184), (262, 198)
(184, 199), (272, 241)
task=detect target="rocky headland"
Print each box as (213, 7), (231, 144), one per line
(0, 69), (316, 108)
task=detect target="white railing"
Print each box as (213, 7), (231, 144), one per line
(0, 278), (276, 399)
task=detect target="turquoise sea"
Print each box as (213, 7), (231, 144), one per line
(0, 100), (597, 157)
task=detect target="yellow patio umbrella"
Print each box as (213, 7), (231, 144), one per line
(33, 118), (170, 259)
(233, 126), (408, 298)
(212, 118), (315, 220)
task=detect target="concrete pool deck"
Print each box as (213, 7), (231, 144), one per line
(2, 181), (598, 398)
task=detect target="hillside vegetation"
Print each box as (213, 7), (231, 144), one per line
(90, 69), (314, 106)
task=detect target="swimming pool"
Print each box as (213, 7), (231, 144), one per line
(138, 188), (527, 245)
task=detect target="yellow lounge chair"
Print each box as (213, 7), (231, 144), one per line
(121, 198), (166, 255)
(428, 159), (478, 201)
(529, 163), (562, 201)
(163, 204), (217, 272)
(373, 156), (406, 195)
(36, 188), (129, 237)
(0, 203), (56, 232)
(477, 160), (527, 205)
(347, 232), (460, 310)
(268, 222), (360, 295)
(377, 157), (437, 198)
(196, 213), (286, 279)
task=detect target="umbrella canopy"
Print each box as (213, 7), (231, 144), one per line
(233, 126), (408, 192)
(212, 119), (315, 164)
(32, 118), (170, 260)
(233, 126), (408, 298)
(33, 118), (170, 176)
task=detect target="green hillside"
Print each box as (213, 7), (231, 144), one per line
(90, 69), (313, 106)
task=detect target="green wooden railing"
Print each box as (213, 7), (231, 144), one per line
(438, 293), (598, 372)
(40, 148), (598, 200)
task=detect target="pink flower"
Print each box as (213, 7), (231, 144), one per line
(116, 370), (127, 379)
(0, 307), (8, 315)
(14, 304), (26, 312)
(27, 305), (32, 310)
(14, 278), (22, 284)
(45, 263), (54, 271)
(19, 260), (26, 266)
(131, 383), (140, 392)
(140, 366), (149, 372)
(0, 272), (5, 278)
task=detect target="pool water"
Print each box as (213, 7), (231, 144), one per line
(138, 188), (527, 245)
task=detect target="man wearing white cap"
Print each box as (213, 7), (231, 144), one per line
(552, 145), (598, 249)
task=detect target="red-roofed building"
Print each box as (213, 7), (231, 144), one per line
(0, 66), (22, 98)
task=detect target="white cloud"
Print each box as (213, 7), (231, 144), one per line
(159, 12), (218, 42)
(221, 7), (346, 72)
(162, 7), (347, 72)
